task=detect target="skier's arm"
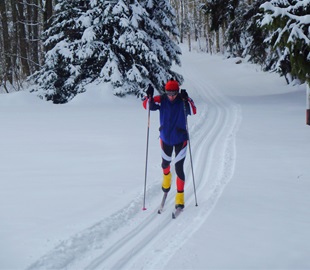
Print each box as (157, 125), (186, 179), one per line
(181, 89), (197, 115)
(142, 95), (161, 111)
(187, 97), (197, 115)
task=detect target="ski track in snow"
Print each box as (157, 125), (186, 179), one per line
(26, 68), (242, 270)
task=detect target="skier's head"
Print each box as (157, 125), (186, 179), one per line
(165, 79), (179, 97)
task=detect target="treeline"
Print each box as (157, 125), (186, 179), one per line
(0, 0), (54, 92)
(0, 0), (309, 96)
(172, 0), (309, 85)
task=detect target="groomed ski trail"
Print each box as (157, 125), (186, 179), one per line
(27, 57), (242, 270)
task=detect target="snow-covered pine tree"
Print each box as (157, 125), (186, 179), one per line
(225, 0), (269, 64)
(260, 0), (310, 84)
(141, 0), (183, 93)
(95, 0), (182, 96)
(200, 0), (227, 32)
(31, 0), (182, 103)
(201, 0), (239, 53)
(31, 0), (93, 103)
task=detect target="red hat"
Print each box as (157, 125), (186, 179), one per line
(165, 79), (179, 91)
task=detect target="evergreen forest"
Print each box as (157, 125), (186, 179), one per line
(0, 0), (309, 103)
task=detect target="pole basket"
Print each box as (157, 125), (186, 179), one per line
(307, 109), (310, 126)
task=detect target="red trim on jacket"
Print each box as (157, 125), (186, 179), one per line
(187, 97), (197, 115)
(142, 96), (161, 109)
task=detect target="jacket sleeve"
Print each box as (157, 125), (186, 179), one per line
(142, 95), (161, 111)
(186, 97), (197, 115)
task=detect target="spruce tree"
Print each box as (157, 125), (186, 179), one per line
(92, 0), (183, 96)
(31, 0), (92, 103)
(260, 0), (310, 84)
(141, 0), (183, 93)
(225, 0), (269, 66)
(31, 0), (182, 103)
(201, 0), (227, 32)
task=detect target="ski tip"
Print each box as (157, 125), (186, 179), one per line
(158, 210), (162, 214)
(142, 207), (147, 211)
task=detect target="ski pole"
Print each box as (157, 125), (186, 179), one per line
(181, 90), (198, 207)
(142, 98), (151, 210)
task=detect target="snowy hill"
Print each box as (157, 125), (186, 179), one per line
(1, 46), (310, 270)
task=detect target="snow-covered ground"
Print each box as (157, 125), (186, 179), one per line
(1, 45), (310, 270)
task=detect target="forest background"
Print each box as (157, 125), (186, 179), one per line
(0, 0), (309, 99)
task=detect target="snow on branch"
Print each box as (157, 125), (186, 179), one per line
(260, 0), (310, 45)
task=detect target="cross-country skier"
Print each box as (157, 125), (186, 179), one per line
(143, 79), (197, 209)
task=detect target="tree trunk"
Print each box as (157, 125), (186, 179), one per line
(205, 14), (212, 54)
(44, 0), (53, 31)
(17, 0), (31, 77)
(172, 0), (181, 43)
(0, 0), (13, 84)
(216, 30), (220, 53)
(184, 0), (191, 51)
(180, 0), (184, 43)
(11, 0), (19, 82)
(193, 0), (198, 42)
(43, 0), (53, 51)
(32, 0), (40, 71)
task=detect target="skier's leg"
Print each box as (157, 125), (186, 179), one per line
(160, 139), (173, 192)
(174, 141), (187, 208)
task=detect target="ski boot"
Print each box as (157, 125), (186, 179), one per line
(175, 192), (184, 209)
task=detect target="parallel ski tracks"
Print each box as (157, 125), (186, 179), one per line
(83, 75), (241, 269)
(27, 63), (241, 270)
(85, 209), (171, 270)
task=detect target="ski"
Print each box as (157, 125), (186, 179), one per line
(172, 207), (183, 219)
(157, 192), (168, 214)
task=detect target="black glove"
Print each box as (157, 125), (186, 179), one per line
(146, 84), (154, 98)
(181, 89), (188, 100)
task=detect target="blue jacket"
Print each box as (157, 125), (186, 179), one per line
(149, 94), (191, 146)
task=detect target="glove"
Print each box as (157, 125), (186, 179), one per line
(146, 84), (154, 98)
(181, 89), (188, 100)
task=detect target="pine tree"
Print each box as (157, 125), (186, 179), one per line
(260, 0), (310, 84)
(31, 0), (182, 103)
(90, 0), (183, 96)
(31, 0), (92, 103)
(225, 0), (269, 65)
(91, 0), (147, 96)
(141, 0), (183, 93)
(201, 0), (227, 32)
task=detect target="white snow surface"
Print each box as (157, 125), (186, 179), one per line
(1, 45), (310, 270)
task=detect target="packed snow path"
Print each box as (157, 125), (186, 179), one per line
(27, 55), (241, 270)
